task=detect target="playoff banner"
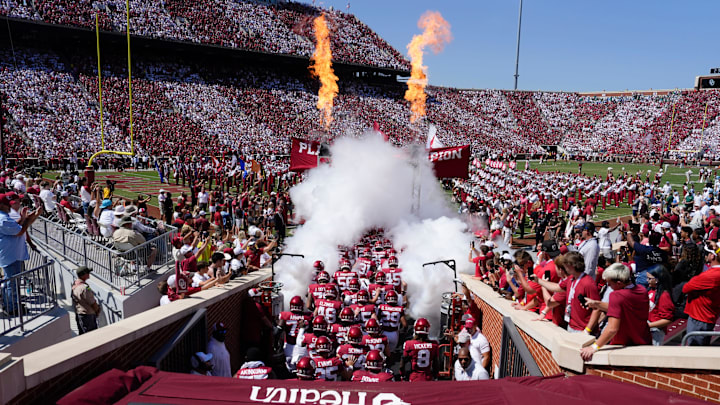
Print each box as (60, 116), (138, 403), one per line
(428, 145), (470, 179)
(290, 138), (331, 172)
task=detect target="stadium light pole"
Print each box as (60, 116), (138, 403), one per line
(513, 0), (523, 90)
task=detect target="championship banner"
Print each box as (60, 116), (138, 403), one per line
(290, 138), (330, 172)
(428, 145), (470, 179)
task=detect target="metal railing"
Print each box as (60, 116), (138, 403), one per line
(28, 216), (177, 290)
(681, 331), (720, 346)
(1, 249), (57, 336)
(146, 309), (207, 373)
(498, 316), (543, 378)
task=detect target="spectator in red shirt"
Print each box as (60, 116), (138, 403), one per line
(682, 243), (720, 345)
(646, 265), (675, 345)
(581, 263), (651, 361)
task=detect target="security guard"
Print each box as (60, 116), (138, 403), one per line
(71, 266), (100, 334)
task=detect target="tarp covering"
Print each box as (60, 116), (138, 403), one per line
(58, 367), (706, 405)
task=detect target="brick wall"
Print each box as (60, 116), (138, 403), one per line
(472, 291), (720, 403)
(587, 366), (720, 403)
(474, 295), (561, 377)
(206, 288), (250, 374)
(9, 315), (191, 405)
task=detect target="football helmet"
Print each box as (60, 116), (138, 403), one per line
(365, 318), (380, 334)
(312, 315), (328, 333)
(296, 357), (316, 379)
(340, 307), (355, 323)
(388, 256), (399, 268)
(290, 295), (304, 313)
(365, 350), (383, 372)
(414, 317), (431, 335)
(313, 260), (325, 272)
(347, 277), (360, 292)
(385, 290), (398, 305)
(315, 335), (332, 354)
(317, 271), (330, 284)
(357, 289), (369, 304)
(347, 326), (363, 345)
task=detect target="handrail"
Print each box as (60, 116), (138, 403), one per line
(498, 316), (543, 378)
(28, 216), (177, 289)
(0, 249), (57, 336)
(681, 331), (720, 346)
(146, 309), (207, 373)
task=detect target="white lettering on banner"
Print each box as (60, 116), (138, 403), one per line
(298, 142), (320, 156)
(250, 386), (409, 405)
(300, 389), (321, 404)
(428, 148), (462, 162)
(320, 391), (342, 405)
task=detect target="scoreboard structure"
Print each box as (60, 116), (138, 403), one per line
(695, 68), (720, 89)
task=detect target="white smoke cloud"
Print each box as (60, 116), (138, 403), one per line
(276, 132), (473, 328)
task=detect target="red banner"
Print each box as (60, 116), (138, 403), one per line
(428, 145), (470, 179)
(289, 138), (323, 172)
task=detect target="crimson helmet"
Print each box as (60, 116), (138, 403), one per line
(313, 260), (325, 272)
(339, 259), (351, 271)
(383, 239), (392, 249)
(340, 307), (355, 323)
(296, 357), (316, 379)
(388, 256), (399, 267)
(387, 248), (397, 256)
(414, 318), (430, 335)
(315, 336), (332, 354)
(365, 318), (380, 334)
(347, 277), (360, 292)
(347, 326), (363, 345)
(374, 271), (386, 284)
(357, 289), (369, 304)
(324, 288), (338, 301)
(385, 290), (398, 305)
(374, 241), (383, 251)
(362, 248), (372, 258)
(317, 271), (330, 284)
(290, 295), (304, 313)
(365, 350), (384, 371)
(312, 315), (328, 333)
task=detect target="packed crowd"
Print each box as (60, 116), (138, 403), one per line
(4, 46), (720, 162)
(459, 164), (720, 350)
(11, 0), (409, 71)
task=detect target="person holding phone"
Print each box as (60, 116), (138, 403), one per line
(561, 252), (601, 334)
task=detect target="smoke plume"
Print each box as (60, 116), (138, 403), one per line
(276, 134), (473, 330)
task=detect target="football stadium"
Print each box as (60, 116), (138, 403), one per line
(0, 1), (719, 404)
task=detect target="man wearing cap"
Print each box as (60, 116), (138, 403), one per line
(0, 193), (42, 316)
(460, 318), (490, 371)
(207, 322), (232, 377)
(577, 222), (600, 279)
(72, 266), (100, 334)
(625, 228), (667, 289)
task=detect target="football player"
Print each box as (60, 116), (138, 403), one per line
(307, 270), (338, 310)
(299, 315), (331, 358)
(312, 336), (354, 381)
(376, 290), (406, 352)
(337, 326), (367, 369)
(351, 349), (394, 382)
(277, 295), (312, 370)
(350, 289), (376, 323)
(401, 318), (439, 381)
(314, 288), (343, 324)
(342, 278), (361, 305)
(330, 307), (360, 345)
(361, 318), (390, 358)
(333, 259), (358, 291)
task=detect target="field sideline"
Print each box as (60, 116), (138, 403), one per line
(46, 160), (715, 220)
